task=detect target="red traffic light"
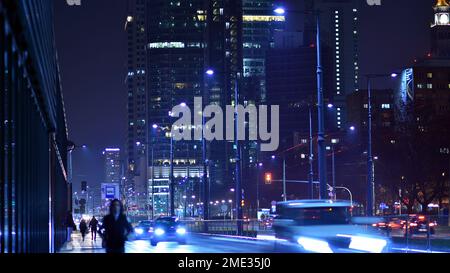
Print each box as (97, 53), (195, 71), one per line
(265, 173), (272, 184)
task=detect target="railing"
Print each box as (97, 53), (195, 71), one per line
(181, 219), (273, 237)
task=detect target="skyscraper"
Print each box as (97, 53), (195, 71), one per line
(242, 0), (285, 104)
(125, 0), (149, 212)
(146, 0), (205, 216)
(431, 0), (450, 58)
(104, 148), (122, 184)
(305, 0), (360, 130)
(204, 0), (244, 199)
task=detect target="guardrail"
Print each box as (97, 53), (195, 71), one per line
(180, 219), (272, 237)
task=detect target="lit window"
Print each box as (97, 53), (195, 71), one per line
(427, 83), (433, 89)
(427, 73), (433, 79)
(381, 104), (391, 109)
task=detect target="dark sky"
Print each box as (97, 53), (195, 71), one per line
(54, 0), (434, 189)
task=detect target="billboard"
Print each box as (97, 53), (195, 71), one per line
(101, 183), (120, 200)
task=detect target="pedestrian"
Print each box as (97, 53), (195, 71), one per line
(79, 219), (88, 241)
(89, 216), (99, 241)
(65, 211), (77, 242)
(100, 199), (133, 253)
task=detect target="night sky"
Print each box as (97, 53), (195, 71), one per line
(54, 0), (434, 189)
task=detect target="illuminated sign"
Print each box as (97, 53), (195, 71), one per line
(243, 16), (285, 22)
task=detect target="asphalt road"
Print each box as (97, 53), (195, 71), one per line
(59, 232), (449, 253)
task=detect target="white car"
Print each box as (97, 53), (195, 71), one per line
(273, 200), (390, 253)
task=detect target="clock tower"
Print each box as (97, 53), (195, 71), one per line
(431, 0), (450, 58)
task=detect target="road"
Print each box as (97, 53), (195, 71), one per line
(59, 232), (449, 253)
(60, 232), (299, 253)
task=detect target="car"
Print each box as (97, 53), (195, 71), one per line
(134, 220), (154, 240)
(403, 215), (437, 237)
(150, 217), (187, 246)
(372, 217), (404, 231)
(272, 200), (390, 253)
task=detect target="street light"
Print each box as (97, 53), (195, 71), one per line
(256, 162), (263, 214)
(364, 73), (398, 216)
(330, 139), (340, 200)
(274, 8), (286, 15)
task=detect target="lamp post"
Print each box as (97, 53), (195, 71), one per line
(203, 69), (215, 231)
(256, 162), (262, 213)
(234, 73), (243, 236)
(364, 73), (398, 216)
(308, 106), (314, 199)
(331, 138), (339, 200)
(275, 7), (327, 199)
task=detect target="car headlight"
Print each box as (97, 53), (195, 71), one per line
(135, 228), (144, 235)
(348, 236), (387, 253)
(176, 227), (187, 235)
(155, 228), (165, 236)
(297, 237), (333, 253)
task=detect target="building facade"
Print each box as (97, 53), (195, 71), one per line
(305, 0), (360, 130)
(104, 148), (122, 184)
(125, 0), (149, 212)
(146, 0), (205, 216)
(0, 1), (69, 252)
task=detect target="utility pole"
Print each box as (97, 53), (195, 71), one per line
(235, 74), (243, 236)
(169, 133), (175, 216)
(367, 77), (375, 216)
(283, 156), (287, 202)
(332, 144), (336, 200)
(315, 12), (328, 199)
(308, 106), (314, 199)
(151, 144), (154, 219)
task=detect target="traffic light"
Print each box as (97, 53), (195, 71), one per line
(264, 173), (272, 184)
(241, 200), (245, 207)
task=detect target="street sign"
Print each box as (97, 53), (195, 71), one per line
(221, 204), (228, 212)
(101, 183), (120, 200)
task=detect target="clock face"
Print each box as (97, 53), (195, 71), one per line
(439, 13), (450, 25)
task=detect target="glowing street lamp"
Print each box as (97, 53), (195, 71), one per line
(274, 7), (286, 15)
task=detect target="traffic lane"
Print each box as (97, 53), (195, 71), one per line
(125, 234), (302, 253)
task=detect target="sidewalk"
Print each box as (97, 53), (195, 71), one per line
(59, 232), (105, 253)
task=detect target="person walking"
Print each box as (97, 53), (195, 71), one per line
(100, 199), (133, 253)
(89, 216), (99, 241)
(79, 219), (88, 242)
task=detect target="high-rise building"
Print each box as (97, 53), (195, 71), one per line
(242, 0), (285, 103)
(146, 0), (205, 216)
(241, 1), (285, 198)
(266, 43), (333, 152)
(432, 0), (450, 58)
(104, 148), (122, 184)
(305, 0), (360, 130)
(125, 0), (149, 210)
(204, 0), (244, 199)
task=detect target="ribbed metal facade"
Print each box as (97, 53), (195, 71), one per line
(0, 0), (69, 253)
